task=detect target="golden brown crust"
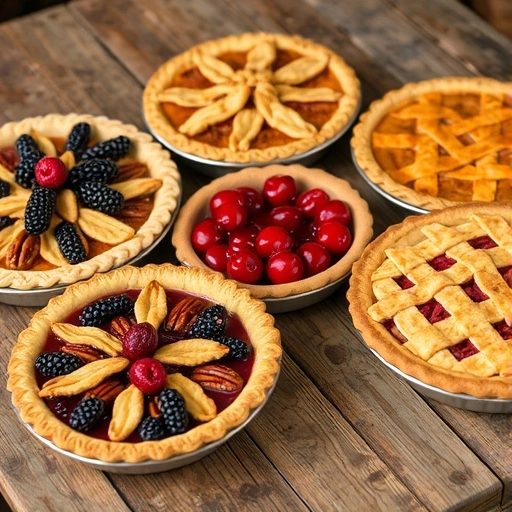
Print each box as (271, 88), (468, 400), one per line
(351, 77), (512, 211)
(8, 264), (282, 463)
(172, 164), (374, 299)
(347, 202), (512, 399)
(0, 113), (181, 290)
(143, 32), (360, 163)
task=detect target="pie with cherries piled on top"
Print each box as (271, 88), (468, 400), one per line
(143, 32), (360, 163)
(348, 203), (512, 399)
(351, 77), (512, 211)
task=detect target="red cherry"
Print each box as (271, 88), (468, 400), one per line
(255, 226), (293, 258)
(262, 175), (297, 206)
(295, 188), (330, 219)
(122, 322), (159, 361)
(129, 358), (167, 395)
(316, 221), (352, 255)
(229, 225), (258, 252)
(205, 244), (229, 272)
(237, 187), (264, 214)
(191, 218), (224, 254)
(296, 242), (331, 276)
(34, 157), (68, 188)
(214, 202), (248, 231)
(209, 189), (245, 215)
(226, 248), (263, 284)
(315, 200), (351, 226)
(268, 205), (303, 232)
(267, 251), (304, 285)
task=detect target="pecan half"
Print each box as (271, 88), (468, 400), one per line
(6, 230), (40, 270)
(165, 297), (210, 332)
(116, 162), (148, 182)
(190, 364), (244, 393)
(148, 397), (161, 418)
(85, 379), (124, 403)
(115, 198), (152, 220)
(110, 315), (135, 339)
(61, 343), (103, 363)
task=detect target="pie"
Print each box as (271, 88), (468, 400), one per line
(347, 203), (512, 399)
(143, 33), (360, 163)
(351, 77), (512, 211)
(0, 113), (181, 290)
(7, 263), (282, 463)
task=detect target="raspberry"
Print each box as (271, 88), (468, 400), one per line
(65, 122), (91, 161)
(139, 416), (167, 441)
(188, 305), (227, 339)
(54, 221), (87, 264)
(15, 153), (42, 189)
(35, 352), (83, 377)
(0, 216), (15, 231)
(122, 322), (159, 361)
(24, 187), (57, 235)
(0, 179), (10, 198)
(69, 397), (105, 432)
(215, 336), (251, 360)
(34, 157), (68, 188)
(158, 388), (188, 435)
(77, 181), (124, 215)
(129, 358), (167, 395)
(82, 136), (131, 161)
(67, 159), (119, 188)
(79, 293), (134, 327)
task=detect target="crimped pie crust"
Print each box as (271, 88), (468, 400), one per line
(172, 164), (374, 299)
(351, 77), (512, 211)
(0, 113), (181, 290)
(347, 203), (512, 399)
(143, 32), (360, 163)
(7, 264), (282, 463)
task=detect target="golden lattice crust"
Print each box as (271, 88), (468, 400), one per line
(7, 264), (282, 463)
(351, 77), (512, 211)
(144, 32), (360, 163)
(348, 203), (512, 399)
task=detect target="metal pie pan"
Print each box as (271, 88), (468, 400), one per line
(16, 371), (279, 474)
(369, 348), (512, 413)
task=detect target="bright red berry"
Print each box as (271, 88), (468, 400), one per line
(34, 157), (68, 188)
(316, 221), (352, 255)
(191, 218), (224, 254)
(205, 244), (229, 272)
(237, 187), (264, 214)
(267, 251), (304, 285)
(122, 322), (159, 361)
(315, 200), (351, 226)
(226, 248), (263, 284)
(209, 189), (245, 215)
(228, 225), (258, 253)
(255, 226), (293, 258)
(214, 202), (248, 231)
(262, 175), (297, 206)
(268, 205), (303, 232)
(295, 188), (330, 219)
(129, 358), (167, 395)
(296, 242), (331, 276)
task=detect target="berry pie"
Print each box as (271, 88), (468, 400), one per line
(347, 203), (512, 399)
(351, 77), (512, 211)
(0, 113), (181, 291)
(7, 264), (281, 463)
(143, 32), (360, 163)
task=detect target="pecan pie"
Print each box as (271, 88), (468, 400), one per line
(143, 33), (360, 163)
(347, 203), (512, 399)
(7, 264), (281, 463)
(0, 114), (181, 290)
(351, 77), (512, 211)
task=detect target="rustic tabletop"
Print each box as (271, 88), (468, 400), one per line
(0, 0), (511, 511)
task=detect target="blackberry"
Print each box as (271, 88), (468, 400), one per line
(77, 181), (124, 215)
(0, 179), (10, 198)
(69, 397), (105, 432)
(0, 216), (15, 231)
(65, 122), (91, 161)
(215, 336), (251, 360)
(24, 187), (56, 235)
(188, 305), (227, 340)
(79, 293), (134, 327)
(158, 388), (188, 436)
(54, 221), (87, 264)
(15, 153), (43, 189)
(138, 416), (167, 441)
(35, 352), (83, 377)
(67, 159), (119, 188)
(82, 136), (131, 162)
(15, 134), (41, 159)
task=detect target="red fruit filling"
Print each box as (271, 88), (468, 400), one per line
(428, 254), (457, 271)
(460, 278), (489, 303)
(498, 265), (512, 287)
(129, 358), (167, 394)
(382, 319), (408, 344)
(417, 298), (450, 323)
(467, 235), (498, 249)
(449, 339), (479, 361)
(35, 156), (68, 188)
(122, 322), (159, 360)
(393, 275), (415, 290)
(493, 320), (512, 340)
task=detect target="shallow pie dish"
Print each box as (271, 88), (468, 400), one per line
(347, 202), (512, 407)
(143, 32), (360, 176)
(351, 77), (512, 213)
(0, 113), (181, 304)
(7, 263), (281, 470)
(172, 164), (374, 313)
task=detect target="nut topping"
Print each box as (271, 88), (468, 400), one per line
(190, 364), (244, 392)
(6, 230), (40, 270)
(84, 379), (124, 403)
(115, 198), (152, 220)
(165, 297), (210, 332)
(110, 315), (135, 339)
(61, 343), (103, 363)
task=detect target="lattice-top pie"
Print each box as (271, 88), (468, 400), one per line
(348, 203), (512, 399)
(144, 32), (360, 163)
(351, 77), (512, 211)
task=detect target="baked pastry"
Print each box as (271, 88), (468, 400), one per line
(347, 203), (512, 399)
(0, 114), (181, 290)
(7, 264), (281, 463)
(144, 33), (360, 163)
(351, 77), (512, 211)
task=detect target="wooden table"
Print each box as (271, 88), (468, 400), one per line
(0, 1), (511, 510)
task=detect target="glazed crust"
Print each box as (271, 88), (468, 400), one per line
(351, 77), (512, 211)
(0, 113), (181, 290)
(7, 264), (282, 463)
(171, 164), (374, 299)
(347, 202), (512, 399)
(143, 32), (360, 163)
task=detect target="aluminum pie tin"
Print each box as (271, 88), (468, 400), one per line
(368, 348), (512, 413)
(145, 98), (361, 178)
(16, 370), (279, 474)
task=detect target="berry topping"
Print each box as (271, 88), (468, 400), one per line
(158, 388), (188, 435)
(122, 322), (159, 361)
(77, 181), (124, 215)
(209, 189), (245, 215)
(15, 153), (42, 189)
(314, 199), (351, 226)
(188, 304), (227, 339)
(213, 201), (248, 232)
(296, 242), (331, 277)
(0, 179), (10, 198)
(65, 122), (91, 160)
(35, 352), (84, 377)
(15, 134), (42, 159)
(226, 248), (263, 284)
(138, 415), (167, 441)
(267, 251), (304, 284)
(205, 244), (229, 272)
(79, 293), (134, 327)
(67, 159), (119, 188)
(263, 175), (297, 205)
(255, 226), (293, 258)
(295, 188), (330, 218)
(69, 397), (105, 432)
(237, 186), (264, 214)
(82, 135), (131, 161)
(191, 218), (224, 254)
(315, 221), (352, 255)
(34, 156), (69, 188)
(129, 358), (167, 395)
(24, 187), (57, 235)
(54, 221), (87, 264)
(215, 336), (251, 360)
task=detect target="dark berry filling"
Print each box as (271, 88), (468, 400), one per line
(460, 278), (489, 303)
(493, 320), (512, 340)
(449, 339), (479, 361)
(393, 275), (415, 290)
(467, 235), (498, 249)
(417, 298), (450, 323)
(428, 254), (457, 271)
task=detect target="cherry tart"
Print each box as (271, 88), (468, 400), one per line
(8, 264), (281, 463)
